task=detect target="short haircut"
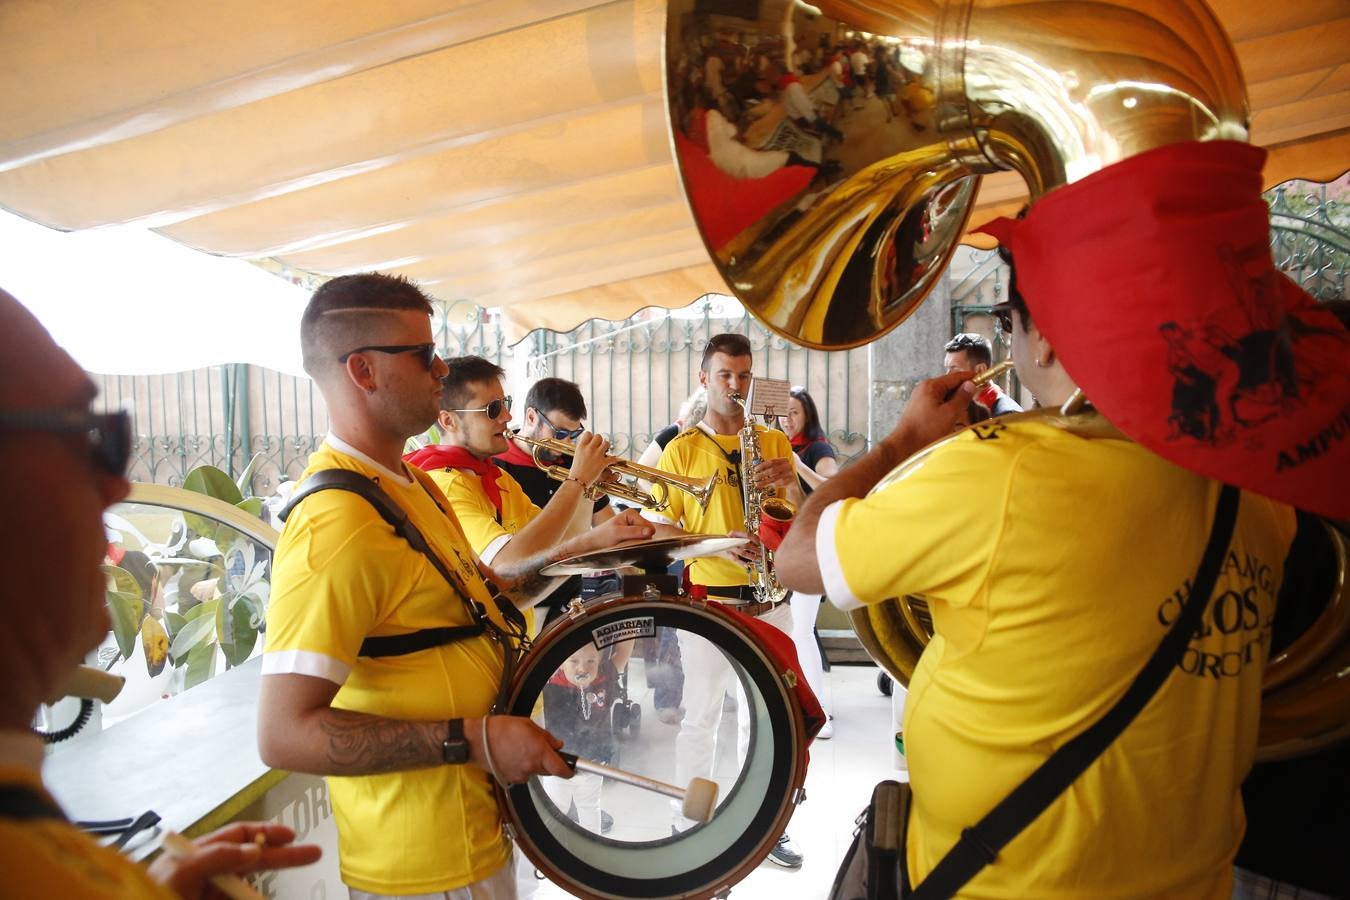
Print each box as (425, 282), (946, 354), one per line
(700, 333), (753, 371)
(525, 377), (587, 421)
(441, 356), (505, 411)
(944, 333), (993, 367)
(300, 273), (433, 379)
(997, 246), (1033, 331)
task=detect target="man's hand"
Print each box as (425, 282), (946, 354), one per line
(752, 456), (796, 492)
(575, 508), (655, 554)
(567, 432), (617, 489)
(475, 715), (574, 785)
(147, 822), (321, 900)
(885, 370), (977, 455)
(720, 529), (761, 566)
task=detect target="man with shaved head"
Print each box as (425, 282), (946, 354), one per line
(0, 288), (319, 897)
(258, 273), (574, 898)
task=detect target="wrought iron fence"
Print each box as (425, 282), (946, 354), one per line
(96, 297), (868, 492)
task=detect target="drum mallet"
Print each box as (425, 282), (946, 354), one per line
(559, 751), (720, 823)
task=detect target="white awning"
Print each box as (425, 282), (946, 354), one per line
(1, 0), (1346, 339)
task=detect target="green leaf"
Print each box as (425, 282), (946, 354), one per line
(106, 591), (143, 660)
(169, 599), (219, 658)
(163, 610), (187, 666)
(235, 497), (264, 519)
(235, 452), (264, 499)
(216, 595), (258, 668)
(183, 466), (245, 505)
(101, 565), (143, 600)
(183, 643), (214, 691)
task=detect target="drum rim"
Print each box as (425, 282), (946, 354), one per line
(501, 594), (807, 899)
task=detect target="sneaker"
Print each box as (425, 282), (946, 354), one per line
(768, 832), (804, 869)
(816, 717), (834, 740)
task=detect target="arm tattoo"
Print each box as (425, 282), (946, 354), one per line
(319, 708), (444, 775)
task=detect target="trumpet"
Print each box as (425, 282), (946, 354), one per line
(511, 431), (716, 513)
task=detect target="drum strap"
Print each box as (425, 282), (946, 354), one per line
(281, 469), (526, 663)
(911, 483), (1241, 900)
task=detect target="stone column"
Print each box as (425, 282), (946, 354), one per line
(867, 273), (952, 445)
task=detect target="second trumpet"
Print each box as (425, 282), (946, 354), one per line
(511, 431), (715, 513)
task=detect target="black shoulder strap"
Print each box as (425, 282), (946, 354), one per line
(0, 785), (66, 822)
(280, 469), (487, 658)
(911, 483), (1242, 900)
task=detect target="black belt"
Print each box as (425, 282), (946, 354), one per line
(703, 585), (758, 603)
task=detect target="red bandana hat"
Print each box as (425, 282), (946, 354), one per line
(977, 141), (1350, 518)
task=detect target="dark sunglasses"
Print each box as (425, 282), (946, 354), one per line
(0, 407), (133, 478)
(338, 343), (439, 369)
(534, 407), (585, 441)
(452, 396), (512, 419)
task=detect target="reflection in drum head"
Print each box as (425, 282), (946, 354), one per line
(501, 596), (806, 899)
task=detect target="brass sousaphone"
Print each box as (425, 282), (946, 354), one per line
(664, 0), (1348, 759)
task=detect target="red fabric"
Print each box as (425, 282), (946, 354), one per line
(976, 141), (1350, 518)
(776, 72), (799, 90)
(718, 603), (827, 741)
(789, 432), (810, 451)
(674, 131), (816, 251)
(975, 384), (1000, 409)
(404, 445), (503, 513)
(493, 441), (538, 470)
(688, 107), (710, 152)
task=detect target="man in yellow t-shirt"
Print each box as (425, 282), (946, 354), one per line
(258, 274), (576, 898)
(0, 288), (320, 899)
(405, 356), (653, 629)
(643, 332), (807, 869)
(778, 287), (1296, 898)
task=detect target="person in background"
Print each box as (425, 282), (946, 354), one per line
(0, 286), (321, 898)
(492, 377), (617, 626)
(781, 386), (838, 739)
(943, 331), (1023, 416)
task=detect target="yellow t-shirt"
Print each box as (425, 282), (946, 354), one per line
(263, 441), (511, 895)
(818, 416), (1296, 899)
(423, 463), (542, 634)
(650, 423), (793, 588)
(422, 464), (542, 565)
(0, 767), (175, 900)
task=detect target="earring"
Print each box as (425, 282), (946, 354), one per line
(1035, 356), (1048, 368)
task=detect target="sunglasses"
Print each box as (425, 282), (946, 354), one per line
(452, 396), (512, 419)
(338, 343), (439, 369)
(0, 407), (133, 478)
(534, 407), (585, 441)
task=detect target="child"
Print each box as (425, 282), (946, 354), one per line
(540, 643), (619, 834)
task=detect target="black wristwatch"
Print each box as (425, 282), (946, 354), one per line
(442, 718), (469, 765)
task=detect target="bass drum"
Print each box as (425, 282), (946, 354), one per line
(498, 592), (807, 899)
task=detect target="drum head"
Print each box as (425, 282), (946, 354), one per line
(501, 594), (806, 899)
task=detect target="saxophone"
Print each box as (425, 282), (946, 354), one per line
(730, 392), (796, 604)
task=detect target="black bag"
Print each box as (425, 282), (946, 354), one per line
(829, 780), (910, 900)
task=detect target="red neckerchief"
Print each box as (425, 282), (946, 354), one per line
(494, 440), (540, 470)
(975, 384), (1000, 409)
(404, 445), (503, 514)
(789, 432), (811, 451)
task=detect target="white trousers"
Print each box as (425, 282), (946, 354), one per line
(788, 591), (829, 713)
(672, 601), (793, 829)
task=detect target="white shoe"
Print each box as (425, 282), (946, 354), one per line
(816, 717), (834, 740)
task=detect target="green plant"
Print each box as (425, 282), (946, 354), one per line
(103, 462), (271, 692)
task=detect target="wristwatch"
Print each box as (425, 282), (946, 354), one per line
(442, 718), (469, 765)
